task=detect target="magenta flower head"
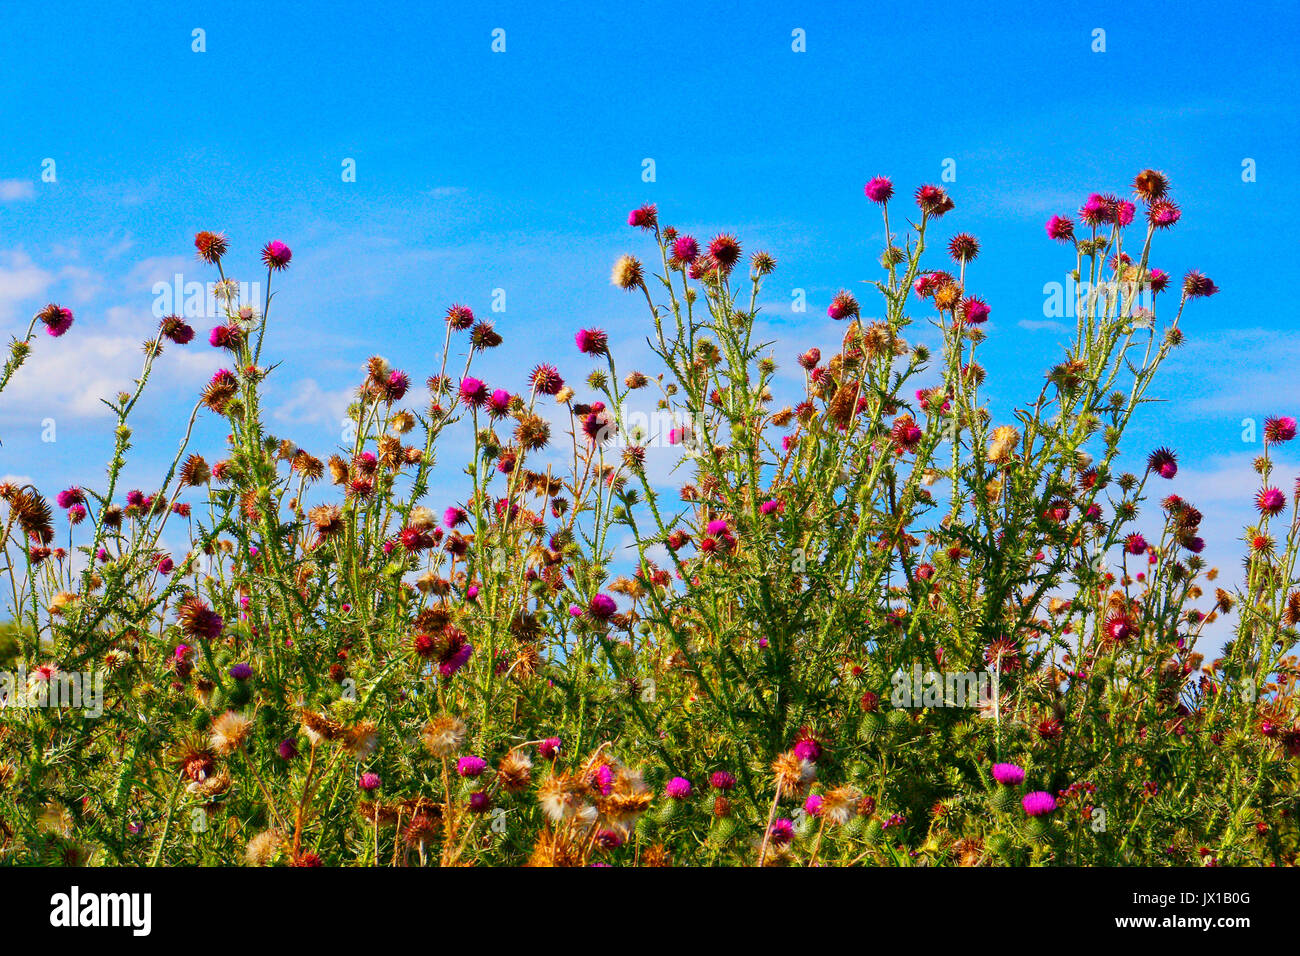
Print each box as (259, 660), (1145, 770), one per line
(914, 184), (954, 217)
(1022, 791), (1057, 817)
(706, 518), (729, 536)
(457, 755), (487, 778)
(1147, 199), (1181, 230)
(768, 818), (795, 847)
(468, 791), (491, 813)
(458, 376), (488, 407)
(961, 296), (990, 325)
(156, 555), (174, 575)
(588, 593), (617, 620)
(68, 504), (87, 525)
(1125, 533), (1148, 556)
(575, 328), (608, 356)
(261, 240), (292, 271)
(56, 487), (84, 509)
(827, 290), (860, 321)
(804, 793), (824, 816)
(359, 772), (381, 792)
(665, 776), (692, 800)
(37, 304), (74, 337)
(229, 662), (253, 681)
(759, 498), (782, 515)
(1265, 416), (1298, 444)
(864, 176), (894, 204)
(991, 763), (1025, 786)
(709, 770), (736, 791)
(1148, 447), (1178, 479)
(278, 738), (299, 760)
(487, 388), (512, 417)
(1046, 215), (1075, 241)
(1116, 200), (1136, 227)
(793, 738), (821, 762)
(443, 506), (468, 529)
(1256, 487), (1287, 517)
(439, 642), (473, 677)
(671, 235), (700, 264)
(628, 204), (657, 229)
(538, 737), (562, 759)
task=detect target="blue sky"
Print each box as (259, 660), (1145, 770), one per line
(1, 0), (1298, 641)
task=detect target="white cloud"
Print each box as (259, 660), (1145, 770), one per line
(0, 180), (35, 202)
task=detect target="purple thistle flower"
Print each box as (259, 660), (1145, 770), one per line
(665, 776), (692, 799)
(1022, 791), (1057, 817)
(991, 763), (1025, 786)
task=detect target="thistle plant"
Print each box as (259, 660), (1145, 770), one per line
(0, 171), (1296, 867)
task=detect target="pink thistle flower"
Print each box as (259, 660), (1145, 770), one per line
(1079, 193), (1115, 227)
(458, 376), (488, 407)
(487, 388), (512, 417)
(1147, 269), (1170, 294)
(760, 498), (783, 515)
(665, 776), (692, 799)
(538, 737), (562, 759)
(278, 739), (299, 760)
(827, 290), (859, 320)
(709, 771), (736, 791)
(208, 323), (243, 350)
(960, 296), (990, 324)
(443, 506), (468, 529)
(439, 641), (473, 677)
(1046, 215), (1075, 241)
(1125, 533), (1148, 555)
(628, 204), (657, 229)
(914, 183), (954, 217)
(706, 518), (729, 536)
(261, 240), (292, 271)
(156, 555), (174, 575)
(36, 304), (74, 337)
(1147, 199), (1181, 230)
(56, 487), (84, 509)
(768, 818), (795, 846)
(992, 763), (1025, 786)
(672, 235), (700, 264)
(1147, 447), (1178, 479)
(1116, 201), (1136, 227)
(359, 772), (381, 792)
(575, 328), (608, 356)
(1256, 487), (1286, 517)
(588, 593), (617, 620)
(1022, 791), (1057, 817)
(457, 756), (487, 777)
(68, 505), (86, 525)
(864, 176), (894, 203)
(1265, 416), (1297, 444)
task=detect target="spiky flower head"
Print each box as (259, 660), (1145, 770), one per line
(948, 233), (979, 263)
(421, 714), (467, 757)
(1045, 215), (1075, 241)
(707, 234), (742, 273)
(864, 176), (894, 203)
(1182, 270), (1218, 298)
(1022, 791), (1057, 817)
(991, 763), (1025, 786)
(575, 328), (608, 356)
(914, 184), (954, 217)
(628, 204), (657, 229)
(36, 304), (73, 337)
(611, 255), (644, 290)
(194, 231), (229, 263)
(261, 240), (292, 271)
(1148, 447), (1178, 479)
